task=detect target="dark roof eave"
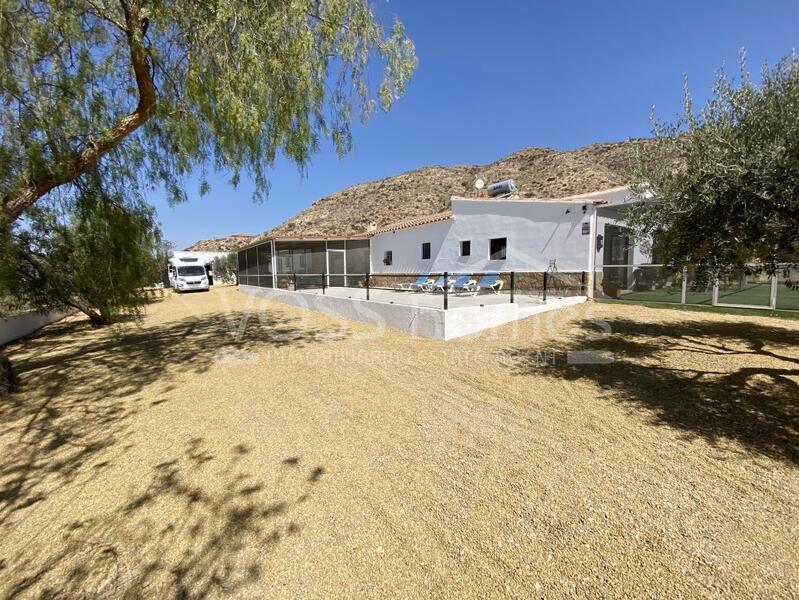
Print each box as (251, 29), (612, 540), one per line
(235, 234), (371, 252)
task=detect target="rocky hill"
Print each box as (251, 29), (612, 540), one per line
(254, 139), (652, 242)
(184, 233), (254, 252)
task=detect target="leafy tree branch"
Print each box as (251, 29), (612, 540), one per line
(627, 50), (799, 277)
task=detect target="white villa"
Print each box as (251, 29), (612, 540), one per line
(235, 185), (656, 339)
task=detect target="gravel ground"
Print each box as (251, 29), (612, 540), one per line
(1, 286), (797, 598)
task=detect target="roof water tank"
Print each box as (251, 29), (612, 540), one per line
(486, 179), (517, 197)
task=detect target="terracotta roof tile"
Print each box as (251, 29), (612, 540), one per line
(368, 211), (453, 236)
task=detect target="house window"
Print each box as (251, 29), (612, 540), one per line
(421, 242), (431, 260)
(489, 237), (507, 260)
(460, 240), (471, 257)
(383, 250), (393, 266)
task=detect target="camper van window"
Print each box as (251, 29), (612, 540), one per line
(460, 240), (471, 257)
(489, 237), (507, 260)
(421, 242), (431, 260)
(177, 265), (206, 276)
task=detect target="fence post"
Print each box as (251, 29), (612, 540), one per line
(510, 272), (515, 304)
(293, 272), (297, 291)
(542, 271), (548, 302)
(681, 266), (688, 304)
(321, 272), (326, 295)
(770, 273), (778, 309)
(366, 270), (370, 301)
(443, 271), (449, 310)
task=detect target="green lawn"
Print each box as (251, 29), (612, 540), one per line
(617, 287), (712, 305)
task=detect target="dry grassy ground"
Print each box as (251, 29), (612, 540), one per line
(0, 286), (797, 598)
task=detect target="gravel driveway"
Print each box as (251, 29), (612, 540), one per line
(1, 286), (797, 597)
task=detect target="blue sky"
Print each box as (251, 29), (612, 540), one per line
(154, 0), (799, 250)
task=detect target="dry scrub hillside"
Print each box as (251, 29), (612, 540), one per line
(184, 233), (255, 252)
(256, 139), (653, 241)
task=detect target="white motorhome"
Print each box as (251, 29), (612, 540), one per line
(168, 256), (210, 292)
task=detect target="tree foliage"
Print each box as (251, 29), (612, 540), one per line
(0, 177), (165, 325)
(627, 51), (799, 275)
(210, 252), (237, 283)
(0, 0), (415, 393)
(0, 0), (417, 222)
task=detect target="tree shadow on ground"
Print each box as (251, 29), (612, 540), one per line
(0, 309), (346, 528)
(503, 318), (799, 464)
(5, 439), (326, 598)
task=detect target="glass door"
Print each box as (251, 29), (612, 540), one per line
(602, 224), (632, 288)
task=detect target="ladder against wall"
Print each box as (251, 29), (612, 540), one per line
(546, 259), (563, 297)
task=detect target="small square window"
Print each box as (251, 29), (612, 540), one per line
(421, 242), (431, 260)
(489, 237), (507, 260)
(460, 240), (471, 257)
(383, 250), (393, 266)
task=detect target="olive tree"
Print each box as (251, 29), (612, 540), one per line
(210, 253), (238, 284)
(627, 51), (799, 276)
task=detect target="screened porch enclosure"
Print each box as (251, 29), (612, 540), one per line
(237, 238), (370, 289)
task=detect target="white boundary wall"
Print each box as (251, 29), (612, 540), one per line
(240, 285), (445, 339)
(239, 285), (586, 341)
(1, 309), (75, 346)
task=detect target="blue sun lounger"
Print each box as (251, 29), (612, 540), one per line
(437, 274), (472, 293)
(394, 274), (432, 291)
(463, 273), (503, 296)
(425, 275), (446, 292)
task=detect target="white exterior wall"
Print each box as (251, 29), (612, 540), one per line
(370, 220), (453, 273)
(371, 200), (600, 273)
(447, 199), (593, 272)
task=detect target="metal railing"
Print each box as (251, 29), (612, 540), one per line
(234, 264), (798, 313)
(245, 271), (589, 310)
